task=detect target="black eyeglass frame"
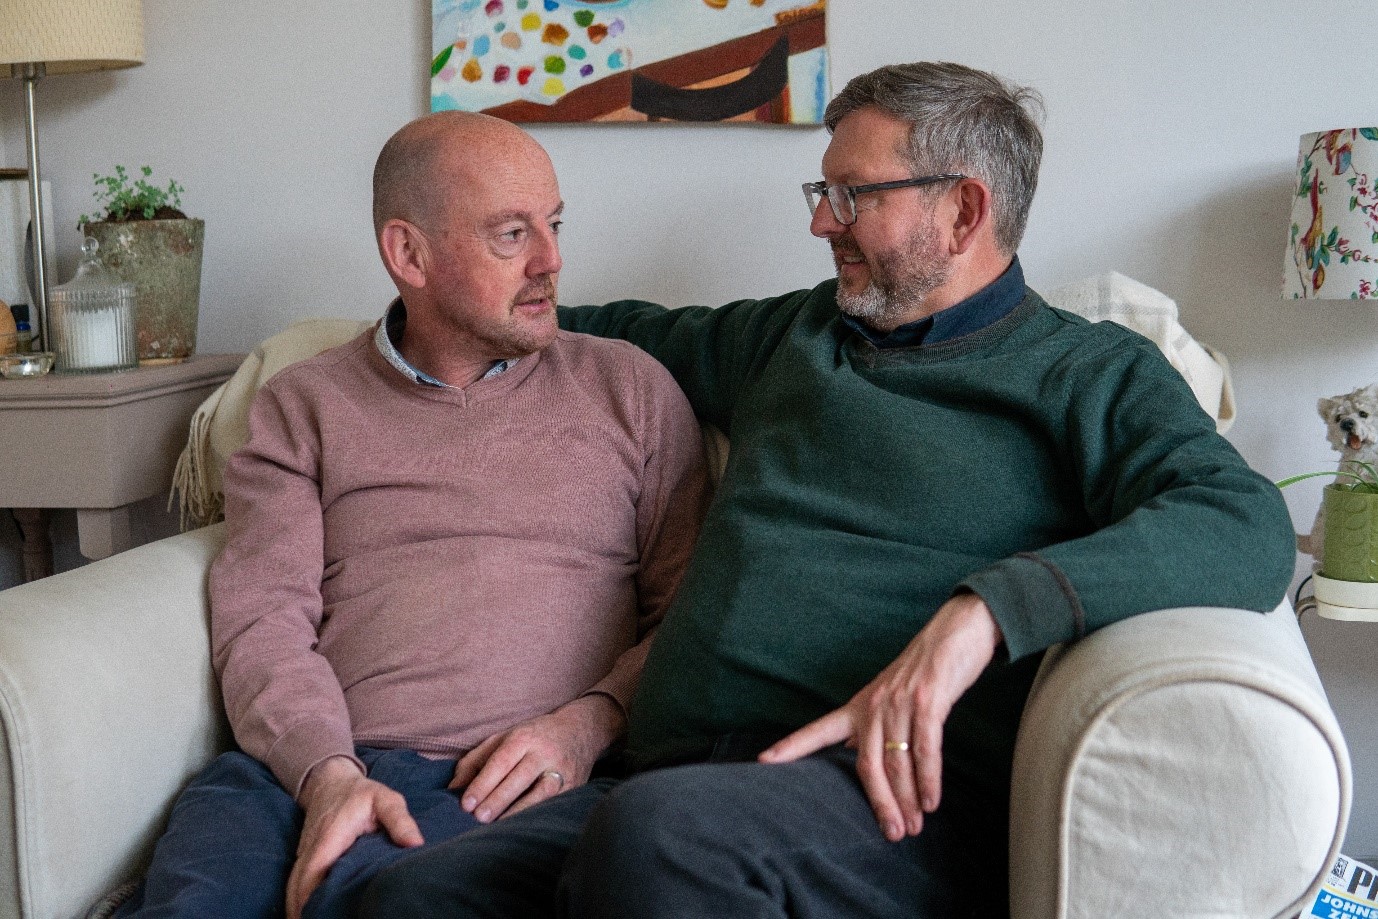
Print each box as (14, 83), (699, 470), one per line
(802, 174), (967, 226)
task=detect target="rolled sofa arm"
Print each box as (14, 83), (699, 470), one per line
(0, 524), (231, 919)
(1010, 600), (1351, 919)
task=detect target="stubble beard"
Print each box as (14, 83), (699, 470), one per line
(834, 218), (952, 332)
(489, 276), (559, 357)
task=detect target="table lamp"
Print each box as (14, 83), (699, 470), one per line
(1284, 127), (1378, 301)
(0, 0), (144, 354)
(1285, 127), (1378, 621)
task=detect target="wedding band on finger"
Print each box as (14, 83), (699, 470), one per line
(541, 769), (565, 790)
(883, 740), (911, 753)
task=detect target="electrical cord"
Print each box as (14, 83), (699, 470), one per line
(1294, 574), (1317, 619)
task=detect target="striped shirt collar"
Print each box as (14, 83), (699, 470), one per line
(375, 299), (516, 388)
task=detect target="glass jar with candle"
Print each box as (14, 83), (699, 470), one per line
(50, 237), (138, 374)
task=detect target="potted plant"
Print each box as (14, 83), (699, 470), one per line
(79, 165), (204, 365)
(1279, 461), (1378, 619)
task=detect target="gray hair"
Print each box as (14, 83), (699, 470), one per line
(824, 62), (1044, 254)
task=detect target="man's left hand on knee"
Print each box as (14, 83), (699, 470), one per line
(759, 593), (1004, 842)
(286, 756), (423, 919)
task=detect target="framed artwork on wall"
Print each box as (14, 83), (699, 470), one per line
(431, 0), (828, 124)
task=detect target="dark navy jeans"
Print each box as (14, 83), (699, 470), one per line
(114, 746), (479, 919)
(361, 739), (1008, 919)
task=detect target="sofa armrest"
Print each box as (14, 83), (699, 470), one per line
(0, 524), (231, 919)
(1010, 601), (1350, 919)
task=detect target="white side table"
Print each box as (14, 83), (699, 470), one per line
(0, 353), (241, 579)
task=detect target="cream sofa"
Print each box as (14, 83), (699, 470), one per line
(0, 283), (1355, 918)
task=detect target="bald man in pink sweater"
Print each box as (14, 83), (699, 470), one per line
(113, 113), (707, 919)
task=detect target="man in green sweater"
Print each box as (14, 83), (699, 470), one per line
(362, 62), (1294, 918)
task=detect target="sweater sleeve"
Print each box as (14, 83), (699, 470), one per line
(583, 356), (711, 713)
(960, 334), (1295, 661)
(209, 377), (362, 797)
(557, 289), (812, 433)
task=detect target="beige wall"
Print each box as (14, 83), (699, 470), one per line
(2, 0), (1376, 856)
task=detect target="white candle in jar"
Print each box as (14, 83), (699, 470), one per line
(59, 306), (125, 370)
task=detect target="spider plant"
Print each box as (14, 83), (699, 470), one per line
(1277, 460), (1378, 494)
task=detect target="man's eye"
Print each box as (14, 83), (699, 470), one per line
(550, 220), (563, 235)
(502, 228), (526, 243)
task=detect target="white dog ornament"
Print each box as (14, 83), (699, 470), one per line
(1303, 383), (1378, 556)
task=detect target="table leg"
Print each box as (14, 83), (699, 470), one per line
(76, 506), (135, 561)
(11, 507), (53, 582)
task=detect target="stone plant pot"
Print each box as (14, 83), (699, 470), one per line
(1319, 484), (1378, 582)
(82, 218), (204, 365)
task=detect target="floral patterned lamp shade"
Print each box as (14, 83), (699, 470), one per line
(1285, 128), (1378, 300)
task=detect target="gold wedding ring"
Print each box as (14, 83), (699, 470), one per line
(541, 769), (565, 790)
(883, 740), (911, 753)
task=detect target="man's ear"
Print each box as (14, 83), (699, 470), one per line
(379, 219), (430, 289)
(948, 178), (993, 256)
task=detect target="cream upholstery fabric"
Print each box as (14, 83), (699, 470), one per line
(1011, 602), (1348, 919)
(0, 526), (229, 919)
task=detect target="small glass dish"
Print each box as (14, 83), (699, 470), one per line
(0, 351), (56, 379)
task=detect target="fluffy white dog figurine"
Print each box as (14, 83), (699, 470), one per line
(1303, 383), (1378, 556)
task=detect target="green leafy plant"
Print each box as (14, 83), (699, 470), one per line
(79, 165), (187, 226)
(1278, 460), (1378, 494)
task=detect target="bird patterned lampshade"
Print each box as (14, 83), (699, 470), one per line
(1285, 128), (1378, 300)
(0, 0), (144, 74)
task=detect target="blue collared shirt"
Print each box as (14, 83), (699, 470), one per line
(842, 257), (1026, 349)
(374, 299), (515, 388)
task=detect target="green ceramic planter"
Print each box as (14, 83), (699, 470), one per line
(1320, 484), (1378, 582)
(83, 219), (204, 364)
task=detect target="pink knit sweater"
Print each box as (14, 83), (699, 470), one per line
(209, 328), (708, 796)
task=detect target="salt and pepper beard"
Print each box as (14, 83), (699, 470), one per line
(833, 211), (953, 332)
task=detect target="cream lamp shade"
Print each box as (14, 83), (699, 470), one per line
(0, 0), (144, 73)
(1284, 128), (1378, 300)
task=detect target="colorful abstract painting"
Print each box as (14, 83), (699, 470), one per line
(431, 0), (828, 124)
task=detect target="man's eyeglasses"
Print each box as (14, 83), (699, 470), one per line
(802, 174), (966, 226)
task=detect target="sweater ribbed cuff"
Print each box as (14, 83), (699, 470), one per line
(263, 719), (361, 799)
(958, 553), (1085, 661)
(585, 670), (636, 719)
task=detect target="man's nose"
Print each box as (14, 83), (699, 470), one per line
(529, 226), (562, 277)
(810, 199), (845, 239)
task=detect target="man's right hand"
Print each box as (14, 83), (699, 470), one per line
(285, 756), (423, 919)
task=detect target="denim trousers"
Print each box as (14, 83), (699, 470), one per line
(114, 746), (478, 919)
(360, 739), (1008, 919)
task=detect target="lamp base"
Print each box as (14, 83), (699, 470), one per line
(1312, 573), (1378, 622)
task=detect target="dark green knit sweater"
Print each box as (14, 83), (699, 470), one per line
(559, 281), (1294, 796)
